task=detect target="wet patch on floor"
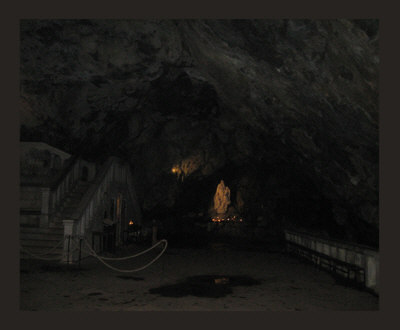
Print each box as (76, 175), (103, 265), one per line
(116, 275), (144, 281)
(149, 275), (261, 298)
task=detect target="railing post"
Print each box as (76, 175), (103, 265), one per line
(365, 253), (379, 292)
(67, 235), (71, 264)
(62, 220), (75, 264)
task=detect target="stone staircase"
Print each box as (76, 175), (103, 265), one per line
(56, 180), (92, 220)
(20, 180), (92, 260)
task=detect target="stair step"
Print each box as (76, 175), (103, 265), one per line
(62, 207), (81, 212)
(61, 210), (80, 217)
(74, 185), (90, 191)
(74, 188), (89, 193)
(56, 181), (92, 217)
(48, 222), (64, 229)
(61, 214), (75, 219)
(63, 201), (81, 208)
(61, 216), (79, 221)
(20, 250), (62, 256)
(20, 227), (64, 235)
(65, 194), (83, 199)
(63, 206), (79, 211)
(70, 190), (86, 195)
(20, 248), (62, 255)
(64, 197), (82, 203)
(21, 239), (65, 248)
(66, 198), (82, 203)
(20, 232), (64, 241)
(20, 243), (64, 250)
(20, 248), (63, 260)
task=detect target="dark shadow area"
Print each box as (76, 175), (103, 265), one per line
(149, 275), (261, 298)
(20, 260), (89, 273)
(39, 264), (89, 273)
(116, 275), (145, 281)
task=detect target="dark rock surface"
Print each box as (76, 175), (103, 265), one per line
(20, 19), (379, 247)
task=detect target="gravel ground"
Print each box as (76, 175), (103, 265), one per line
(20, 241), (379, 311)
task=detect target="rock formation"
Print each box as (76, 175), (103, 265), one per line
(213, 180), (231, 215)
(20, 19), (379, 246)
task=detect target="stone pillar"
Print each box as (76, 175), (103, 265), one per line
(62, 220), (75, 264)
(40, 188), (50, 228)
(365, 253), (378, 292)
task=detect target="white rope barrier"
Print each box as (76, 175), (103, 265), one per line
(20, 234), (168, 272)
(82, 239), (166, 261)
(80, 238), (168, 273)
(20, 237), (66, 261)
(20, 249), (63, 261)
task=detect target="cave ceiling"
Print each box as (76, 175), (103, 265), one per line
(20, 19), (379, 246)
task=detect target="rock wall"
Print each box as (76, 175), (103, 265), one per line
(20, 19), (379, 246)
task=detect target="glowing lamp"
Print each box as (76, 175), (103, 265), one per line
(129, 220), (134, 226)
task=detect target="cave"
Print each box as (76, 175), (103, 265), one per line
(19, 19), (379, 311)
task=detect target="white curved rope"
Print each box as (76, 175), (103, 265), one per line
(80, 238), (167, 261)
(20, 249), (63, 261)
(81, 238), (168, 273)
(20, 237), (66, 260)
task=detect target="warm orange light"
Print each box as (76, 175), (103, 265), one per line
(129, 220), (134, 225)
(211, 216), (244, 223)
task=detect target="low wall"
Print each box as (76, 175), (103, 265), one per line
(284, 230), (379, 295)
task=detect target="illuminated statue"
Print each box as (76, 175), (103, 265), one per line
(214, 180), (231, 214)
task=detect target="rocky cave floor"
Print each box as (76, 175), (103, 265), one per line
(20, 239), (379, 311)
